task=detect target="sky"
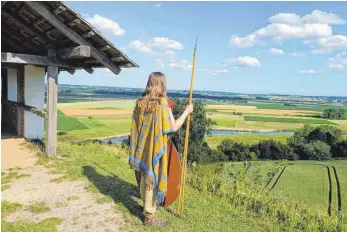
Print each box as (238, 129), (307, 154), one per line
(59, 1), (347, 96)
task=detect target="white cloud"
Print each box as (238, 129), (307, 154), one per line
(164, 50), (176, 57)
(328, 52), (347, 70)
(255, 23), (332, 41)
(229, 10), (344, 48)
(268, 13), (302, 25)
(148, 37), (184, 50)
(198, 68), (229, 76)
(154, 3), (162, 8)
(329, 64), (345, 70)
(316, 35), (347, 50)
(299, 69), (316, 74)
(229, 34), (257, 47)
(302, 10), (346, 25)
(168, 60), (192, 70)
(270, 48), (284, 55)
(290, 52), (305, 56)
(225, 56), (261, 67)
(129, 40), (152, 53)
(86, 14), (125, 36)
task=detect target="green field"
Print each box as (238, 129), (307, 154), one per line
(205, 134), (291, 149)
(244, 116), (337, 125)
(214, 119), (237, 128)
(57, 110), (88, 131)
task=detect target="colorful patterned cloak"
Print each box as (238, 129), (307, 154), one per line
(129, 98), (174, 204)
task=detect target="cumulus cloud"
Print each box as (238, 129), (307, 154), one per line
(302, 10), (346, 25)
(299, 69), (317, 74)
(168, 60), (192, 70)
(148, 37), (184, 50)
(198, 68), (229, 76)
(329, 64), (345, 70)
(307, 35), (347, 53)
(268, 13), (302, 25)
(86, 14), (125, 36)
(270, 48), (284, 55)
(229, 34), (257, 47)
(229, 10), (344, 48)
(290, 52), (305, 56)
(156, 58), (165, 68)
(129, 40), (152, 53)
(224, 56), (261, 67)
(328, 52), (347, 70)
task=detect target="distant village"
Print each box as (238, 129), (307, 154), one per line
(57, 84), (347, 105)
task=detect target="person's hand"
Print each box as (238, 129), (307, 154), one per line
(185, 103), (194, 115)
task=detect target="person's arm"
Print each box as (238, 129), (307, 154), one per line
(168, 104), (193, 132)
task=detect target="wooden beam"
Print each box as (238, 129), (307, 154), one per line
(58, 45), (91, 59)
(2, 100), (46, 118)
(25, 2), (122, 75)
(45, 49), (58, 157)
(1, 52), (79, 69)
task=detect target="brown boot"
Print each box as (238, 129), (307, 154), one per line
(143, 216), (168, 227)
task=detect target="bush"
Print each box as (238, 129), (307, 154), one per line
(306, 126), (343, 146)
(217, 139), (253, 161)
(210, 149), (229, 162)
(251, 140), (295, 160)
(331, 140), (347, 158)
(302, 141), (331, 161)
(323, 109), (346, 119)
(170, 99), (216, 164)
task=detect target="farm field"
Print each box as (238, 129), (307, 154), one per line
(205, 134), (291, 149)
(205, 160), (347, 217)
(244, 115), (336, 125)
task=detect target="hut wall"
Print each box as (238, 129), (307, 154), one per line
(24, 65), (45, 139)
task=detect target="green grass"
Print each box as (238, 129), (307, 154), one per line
(2, 172), (31, 184)
(205, 134), (291, 149)
(67, 196), (79, 201)
(2, 218), (63, 232)
(35, 141), (289, 231)
(271, 163), (329, 210)
(57, 110), (88, 131)
(28, 140), (345, 231)
(62, 115), (131, 140)
(214, 119), (237, 127)
(2, 201), (23, 218)
(244, 116), (337, 125)
(27, 202), (50, 214)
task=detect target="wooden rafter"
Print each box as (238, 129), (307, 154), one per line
(1, 52), (78, 70)
(25, 1), (122, 75)
(58, 45), (91, 59)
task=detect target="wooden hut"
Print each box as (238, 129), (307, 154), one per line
(1, 1), (138, 156)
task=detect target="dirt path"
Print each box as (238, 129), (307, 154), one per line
(2, 165), (127, 232)
(1, 138), (131, 232)
(1, 136), (38, 172)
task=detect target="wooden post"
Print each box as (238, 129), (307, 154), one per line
(46, 49), (58, 156)
(17, 65), (25, 137)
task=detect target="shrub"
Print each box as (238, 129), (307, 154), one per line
(302, 141), (331, 161)
(331, 140), (347, 158)
(217, 139), (253, 161)
(170, 99), (216, 164)
(323, 109), (346, 119)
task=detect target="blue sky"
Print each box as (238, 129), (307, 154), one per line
(60, 1), (347, 96)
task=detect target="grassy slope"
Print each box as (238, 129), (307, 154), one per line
(40, 141), (280, 232)
(205, 134), (291, 149)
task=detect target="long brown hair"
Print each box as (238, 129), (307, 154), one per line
(136, 72), (168, 109)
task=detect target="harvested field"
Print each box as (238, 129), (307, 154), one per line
(60, 109), (133, 116)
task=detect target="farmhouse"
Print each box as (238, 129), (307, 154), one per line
(1, 1), (138, 156)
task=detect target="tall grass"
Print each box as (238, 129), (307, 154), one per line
(187, 163), (344, 231)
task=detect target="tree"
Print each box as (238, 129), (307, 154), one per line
(306, 125), (343, 146)
(323, 109), (346, 119)
(302, 141), (331, 161)
(170, 99), (216, 164)
(217, 139), (252, 161)
(251, 140), (296, 160)
(332, 140), (347, 158)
